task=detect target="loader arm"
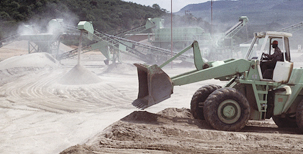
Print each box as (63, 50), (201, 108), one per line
(132, 41), (252, 109)
(171, 59), (252, 86)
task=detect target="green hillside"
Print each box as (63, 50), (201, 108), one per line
(0, 0), (167, 39)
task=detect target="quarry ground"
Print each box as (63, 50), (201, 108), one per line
(1, 41), (303, 154)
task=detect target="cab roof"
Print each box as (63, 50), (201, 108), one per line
(255, 31), (292, 38)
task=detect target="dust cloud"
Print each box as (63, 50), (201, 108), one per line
(2, 16), (303, 154)
(0, 52), (59, 70)
(59, 64), (102, 85)
(2, 39), (303, 154)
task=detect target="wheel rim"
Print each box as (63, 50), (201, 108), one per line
(218, 99), (241, 124)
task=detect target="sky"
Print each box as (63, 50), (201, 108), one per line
(123, 0), (209, 12)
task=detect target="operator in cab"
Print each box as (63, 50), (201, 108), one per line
(261, 40), (283, 79)
(264, 40), (283, 62)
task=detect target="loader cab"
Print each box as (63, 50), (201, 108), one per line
(246, 31), (293, 82)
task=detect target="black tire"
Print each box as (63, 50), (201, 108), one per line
(296, 100), (303, 131)
(273, 116), (297, 128)
(190, 85), (221, 120)
(104, 59), (109, 65)
(203, 87), (250, 131)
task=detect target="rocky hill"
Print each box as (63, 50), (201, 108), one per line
(177, 0), (303, 27)
(175, 0), (303, 46)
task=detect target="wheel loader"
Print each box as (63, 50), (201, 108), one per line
(132, 31), (303, 131)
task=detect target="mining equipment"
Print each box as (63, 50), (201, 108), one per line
(148, 16), (249, 60)
(133, 31), (303, 132)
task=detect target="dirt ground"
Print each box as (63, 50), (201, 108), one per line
(1, 40), (303, 154)
(61, 108), (303, 154)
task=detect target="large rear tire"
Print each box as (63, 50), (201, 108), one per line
(204, 87), (250, 131)
(296, 100), (303, 131)
(190, 85), (221, 120)
(273, 116), (297, 128)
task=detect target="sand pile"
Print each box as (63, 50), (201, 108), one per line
(0, 52), (59, 70)
(61, 108), (303, 154)
(58, 64), (102, 85)
(157, 108), (194, 118)
(0, 53), (59, 86)
(102, 63), (137, 75)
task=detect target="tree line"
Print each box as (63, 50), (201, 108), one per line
(0, 0), (167, 39)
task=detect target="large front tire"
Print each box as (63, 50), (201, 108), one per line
(273, 115), (297, 128)
(204, 87), (250, 131)
(190, 85), (221, 120)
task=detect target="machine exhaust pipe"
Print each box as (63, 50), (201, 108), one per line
(132, 63), (173, 109)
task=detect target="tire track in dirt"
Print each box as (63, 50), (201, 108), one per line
(0, 68), (135, 114)
(0, 66), (138, 153)
(61, 108), (303, 154)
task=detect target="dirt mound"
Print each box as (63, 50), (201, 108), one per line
(0, 52), (59, 70)
(158, 108), (194, 118)
(121, 110), (163, 123)
(0, 53), (59, 86)
(58, 64), (102, 85)
(119, 108), (196, 126)
(61, 108), (303, 154)
(102, 63), (136, 75)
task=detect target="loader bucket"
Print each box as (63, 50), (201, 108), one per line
(133, 63), (173, 109)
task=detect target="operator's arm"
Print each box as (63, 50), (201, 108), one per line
(263, 53), (272, 60)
